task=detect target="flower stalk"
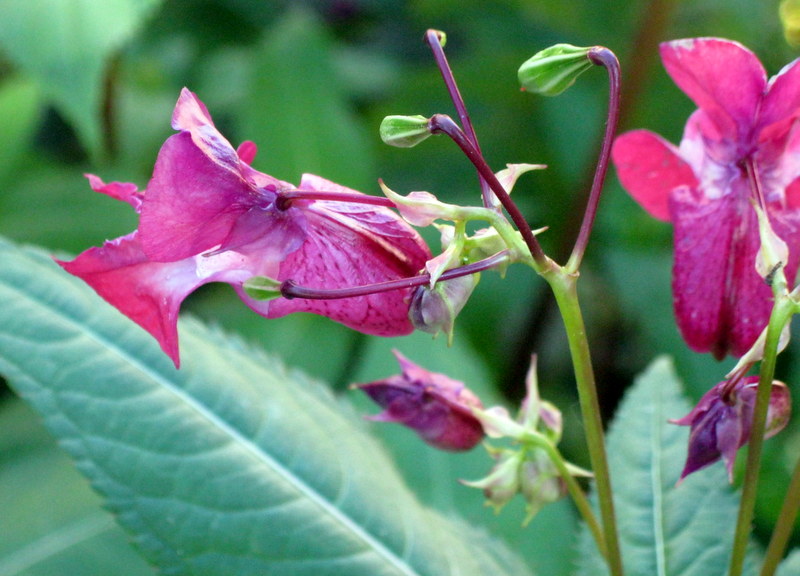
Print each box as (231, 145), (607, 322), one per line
(729, 293), (797, 576)
(546, 266), (624, 576)
(566, 47), (621, 273)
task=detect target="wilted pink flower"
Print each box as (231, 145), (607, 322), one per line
(671, 376), (791, 481)
(354, 350), (485, 451)
(59, 89), (431, 367)
(612, 38), (800, 358)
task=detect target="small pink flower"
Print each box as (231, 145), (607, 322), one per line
(354, 350), (485, 451)
(59, 89), (431, 367)
(612, 38), (800, 358)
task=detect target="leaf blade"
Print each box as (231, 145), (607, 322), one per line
(0, 237), (531, 576)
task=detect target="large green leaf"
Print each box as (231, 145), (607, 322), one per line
(0, 0), (162, 157)
(574, 357), (760, 576)
(777, 550), (800, 576)
(0, 400), (155, 576)
(0, 236), (532, 576)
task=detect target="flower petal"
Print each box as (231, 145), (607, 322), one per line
(138, 132), (273, 261)
(660, 38), (766, 143)
(758, 57), (800, 135)
(612, 130), (696, 221)
(245, 175), (432, 335)
(57, 233), (203, 367)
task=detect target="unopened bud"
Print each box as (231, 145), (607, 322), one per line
(518, 44), (594, 96)
(353, 350), (485, 451)
(242, 275), (282, 301)
(409, 275), (478, 343)
(380, 115), (432, 148)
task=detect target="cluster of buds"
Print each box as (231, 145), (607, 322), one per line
(355, 354), (589, 524)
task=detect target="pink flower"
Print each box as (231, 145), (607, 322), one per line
(671, 377), (790, 481)
(612, 38), (800, 358)
(354, 350), (485, 451)
(59, 89), (431, 367)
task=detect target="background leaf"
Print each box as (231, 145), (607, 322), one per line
(0, 236), (532, 576)
(0, 399), (155, 576)
(777, 549), (800, 576)
(573, 357), (760, 576)
(0, 0), (163, 157)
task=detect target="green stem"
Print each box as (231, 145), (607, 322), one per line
(728, 297), (795, 576)
(546, 268), (624, 576)
(760, 454), (800, 576)
(536, 437), (607, 558)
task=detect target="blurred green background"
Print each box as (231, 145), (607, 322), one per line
(2, 0), (800, 574)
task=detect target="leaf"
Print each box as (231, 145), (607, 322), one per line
(0, 399), (155, 576)
(777, 549), (800, 576)
(238, 7), (375, 191)
(0, 77), (42, 184)
(0, 0), (162, 157)
(0, 236), (532, 576)
(573, 357), (760, 576)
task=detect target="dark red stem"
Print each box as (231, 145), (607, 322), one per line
(566, 47), (621, 272)
(425, 29), (494, 209)
(427, 114), (549, 268)
(281, 251), (510, 300)
(276, 189), (396, 210)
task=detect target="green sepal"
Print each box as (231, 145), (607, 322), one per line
(242, 275), (283, 301)
(518, 44), (593, 96)
(379, 115), (432, 148)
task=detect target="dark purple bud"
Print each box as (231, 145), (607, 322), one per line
(353, 350), (485, 451)
(671, 376), (791, 481)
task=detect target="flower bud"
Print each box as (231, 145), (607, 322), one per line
(242, 275), (282, 301)
(380, 115), (432, 148)
(518, 44), (594, 96)
(353, 350), (485, 451)
(671, 377), (791, 481)
(519, 450), (566, 523)
(461, 448), (523, 512)
(409, 274), (478, 343)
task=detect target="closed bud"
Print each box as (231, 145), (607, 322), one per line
(242, 275), (282, 301)
(353, 350), (485, 451)
(380, 115), (432, 148)
(518, 44), (594, 96)
(409, 275), (478, 343)
(671, 377), (791, 482)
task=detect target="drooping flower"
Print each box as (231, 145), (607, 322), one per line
(59, 89), (431, 367)
(353, 350), (485, 451)
(671, 376), (791, 481)
(612, 38), (800, 358)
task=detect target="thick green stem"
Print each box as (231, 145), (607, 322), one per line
(536, 438), (607, 558)
(546, 268), (624, 576)
(760, 454), (800, 576)
(728, 297), (795, 576)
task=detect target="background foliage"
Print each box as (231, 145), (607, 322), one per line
(1, 0), (799, 574)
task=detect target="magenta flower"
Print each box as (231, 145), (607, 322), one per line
(671, 377), (790, 481)
(612, 38), (800, 358)
(354, 350), (485, 451)
(59, 89), (431, 367)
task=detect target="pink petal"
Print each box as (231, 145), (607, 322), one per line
(138, 132), (272, 261)
(85, 174), (143, 212)
(56, 233), (203, 367)
(612, 130), (696, 221)
(759, 57), (800, 135)
(660, 38), (766, 143)
(670, 187), (740, 358)
(244, 176), (432, 335)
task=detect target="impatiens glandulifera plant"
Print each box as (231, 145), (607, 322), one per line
(40, 25), (800, 576)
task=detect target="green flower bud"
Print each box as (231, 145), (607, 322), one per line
(518, 44), (593, 96)
(242, 275), (282, 301)
(380, 115), (432, 148)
